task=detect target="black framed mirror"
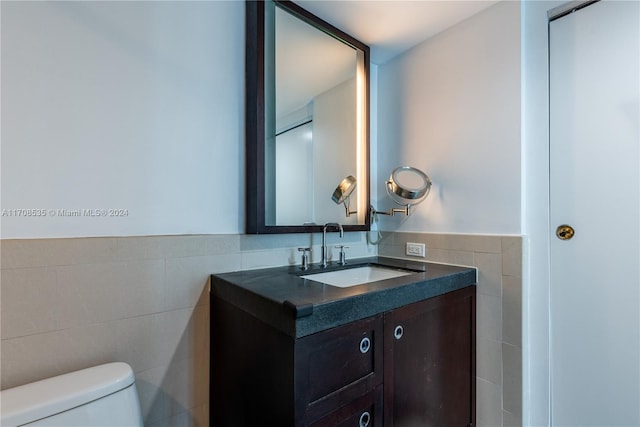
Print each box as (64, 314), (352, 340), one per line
(246, 0), (370, 234)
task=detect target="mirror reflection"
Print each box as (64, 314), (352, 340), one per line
(272, 5), (358, 226)
(248, 0), (369, 233)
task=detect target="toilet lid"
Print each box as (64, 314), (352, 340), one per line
(0, 363), (135, 427)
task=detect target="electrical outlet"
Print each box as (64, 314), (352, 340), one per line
(406, 242), (426, 257)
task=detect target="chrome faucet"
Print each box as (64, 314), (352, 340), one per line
(322, 223), (344, 267)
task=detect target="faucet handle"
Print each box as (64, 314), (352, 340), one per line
(334, 245), (349, 266)
(298, 247), (311, 270)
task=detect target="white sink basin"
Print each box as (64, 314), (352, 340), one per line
(301, 265), (414, 288)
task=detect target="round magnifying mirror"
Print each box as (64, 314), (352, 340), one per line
(332, 175), (357, 204)
(386, 166), (431, 206)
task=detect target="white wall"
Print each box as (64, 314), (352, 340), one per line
(376, 1), (521, 235)
(1, 1), (244, 238)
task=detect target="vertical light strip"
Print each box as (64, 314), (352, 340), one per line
(356, 49), (367, 224)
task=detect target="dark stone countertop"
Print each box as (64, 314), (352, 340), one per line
(210, 256), (476, 338)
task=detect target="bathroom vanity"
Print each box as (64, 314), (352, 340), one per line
(210, 257), (476, 427)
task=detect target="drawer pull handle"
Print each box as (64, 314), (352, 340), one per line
(394, 325), (404, 340)
(359, 411), (371, 427)
(359, 337), (371, 354)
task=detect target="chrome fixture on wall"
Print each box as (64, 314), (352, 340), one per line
(371, 166), (432, 218)
(321, 222), (343, 267)
(332, 175), (358, 218)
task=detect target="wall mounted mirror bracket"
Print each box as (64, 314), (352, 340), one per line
(371, 205), (415, 217)
(371, 166), (432, 218)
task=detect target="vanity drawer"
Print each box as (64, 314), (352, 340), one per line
(308, 386), (383, 427)
(295, 314), (383, 423)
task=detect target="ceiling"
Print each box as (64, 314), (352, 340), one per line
(297, 0), (499, 64)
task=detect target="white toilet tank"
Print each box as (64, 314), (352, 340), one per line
(0, 362), (143, 427)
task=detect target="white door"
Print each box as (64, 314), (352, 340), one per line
(549, 1), (640, 425)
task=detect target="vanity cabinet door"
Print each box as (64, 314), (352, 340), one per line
(383, 286), (476, 427)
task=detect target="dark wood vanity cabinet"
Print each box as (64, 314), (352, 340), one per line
(211, 286), (475, 427)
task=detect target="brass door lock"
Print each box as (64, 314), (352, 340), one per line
(556, 224), (575, 240)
